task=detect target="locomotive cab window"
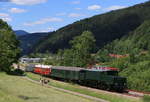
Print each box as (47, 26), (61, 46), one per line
(107, 71), (118, 76)
(80, 70), (86, 73)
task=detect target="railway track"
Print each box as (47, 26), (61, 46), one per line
(36, 75), (142, 99)
(78, 85), (142, 99)
(79, 84), (150, 98)
(126, 89), (150, 97)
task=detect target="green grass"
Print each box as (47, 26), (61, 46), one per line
(0, 90), (24, 102)
(143, 95), (150, 102)
(27, 72), (143, 102)
(0, 72), (96, 102)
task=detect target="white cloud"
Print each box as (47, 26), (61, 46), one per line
(30, 27), (55, 33)
(41, 27), (55, 32)
(68, 13), (82, 18)
(9, 8), (26, 13)
(1, 17), (12, 22)
(105, 5), (126, 11)
(47, 27), (55, 31)
(71, 1), (80, 4)
(0, 13), (12, 22)
(88, 5), (101, 10)
(24, 17), (63, 26)
(10, 0), (47, 5)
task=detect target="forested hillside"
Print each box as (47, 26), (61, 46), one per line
(34, 1), (150, 53)
(96, 20), (150, 92)
(15, 30), (29, 37)
(99, 20), (150, 55)
(18, 32), (49, 55)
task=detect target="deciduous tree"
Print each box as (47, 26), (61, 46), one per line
(0, 20), (20, 72)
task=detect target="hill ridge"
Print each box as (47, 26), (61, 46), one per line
(32, 1), (150, 53)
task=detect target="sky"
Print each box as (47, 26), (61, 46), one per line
(0, 0), (148, 33)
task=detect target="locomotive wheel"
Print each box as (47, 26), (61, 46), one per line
(98, 83), (109, 90)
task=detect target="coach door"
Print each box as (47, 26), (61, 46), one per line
(79, 70), (86, 80)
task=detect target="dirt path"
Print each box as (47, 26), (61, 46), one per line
(40, 75), (140, 100)
(24, 76), (109, 102)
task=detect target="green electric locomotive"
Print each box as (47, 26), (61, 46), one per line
(50, 66), (127, 92)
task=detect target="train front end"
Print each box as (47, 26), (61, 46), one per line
(112, 76), (127, 92)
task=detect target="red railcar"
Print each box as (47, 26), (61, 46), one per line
(34, 65), (52, 75)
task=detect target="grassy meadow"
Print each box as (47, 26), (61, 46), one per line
(0, 72), (95, 102)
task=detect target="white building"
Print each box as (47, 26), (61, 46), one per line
(20, 58), (46, 63)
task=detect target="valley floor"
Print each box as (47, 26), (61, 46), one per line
(0, 73), (95, 102)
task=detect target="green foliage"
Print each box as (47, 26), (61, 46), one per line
(129, 48), (141, 63)
(99, 20), (150, 55)
(62, 49), (74, 66)
(7, 69), (25, 76)
(0, 19), (20, 72)
(13, 69), (25, 75)
(61, 31), (96, 67)
(108, 57), (130, 71)
(27, 52), (51, 58)
(143, 95), (150, 102)
(96, 49), (110, 62)
(70, 31), (96, 67)
(120, 61), (150, 92)
(70, 31), (96, 53)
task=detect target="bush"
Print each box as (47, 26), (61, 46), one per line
(108, 57), (130, 71)
(143, 95), (150, 102)
(7, 69), (25, 76)
(120, 61), (150, 91)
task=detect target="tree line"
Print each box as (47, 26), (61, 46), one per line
(0, 19), (20, 72)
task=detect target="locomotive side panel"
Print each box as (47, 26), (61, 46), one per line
(51, 69), (66, 78)
(65, 70), (80, 80)
(51, 68), (80, 80)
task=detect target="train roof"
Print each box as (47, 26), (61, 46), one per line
(52, 66), (84, 71)
(35, 65), (52, 69)
(84, 69), (118, 72)
(51, 66), (118, 72)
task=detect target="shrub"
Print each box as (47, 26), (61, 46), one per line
(143, 95), (150, 102)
